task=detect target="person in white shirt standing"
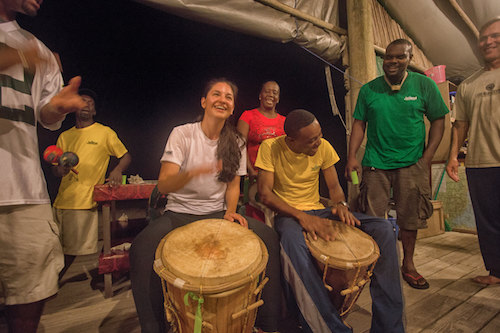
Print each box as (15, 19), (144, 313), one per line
(446, 17), (500, 285)
(0, 1), (85, 332)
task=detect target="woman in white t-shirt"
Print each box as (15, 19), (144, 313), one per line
(130, 78), (281, 333)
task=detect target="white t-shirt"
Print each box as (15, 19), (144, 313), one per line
(0, 21), (64, 206)
(161, 122), (246, 215)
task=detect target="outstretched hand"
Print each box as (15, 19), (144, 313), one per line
(49, 76), (86, 115)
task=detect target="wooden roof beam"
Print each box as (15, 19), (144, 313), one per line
(255, 0), (347, 35)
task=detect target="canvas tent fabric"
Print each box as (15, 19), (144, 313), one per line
(136, 0), (344, 66)
(380, 0), (500, 82)
(136, 0), (500, 84)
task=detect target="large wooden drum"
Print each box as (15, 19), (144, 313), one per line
(154, 219), (268, 333)
(305, 220), (380, 317)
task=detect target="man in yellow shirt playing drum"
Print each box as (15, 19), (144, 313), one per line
(256, 109), (404, 333)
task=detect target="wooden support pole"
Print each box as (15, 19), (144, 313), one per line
(448, 0), (479, 39)
(346, 0), (377, 112)
(345, 0), (377, 202)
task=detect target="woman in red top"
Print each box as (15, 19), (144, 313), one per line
(237, 81), (286, 182)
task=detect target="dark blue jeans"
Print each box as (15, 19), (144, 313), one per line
(275, 209), (405, 333)
(129, 210), (281, 333)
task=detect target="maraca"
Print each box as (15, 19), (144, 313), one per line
(59, 151), (79, 169)
(43, 145), (63, 164)
(43, 145), (79, 174)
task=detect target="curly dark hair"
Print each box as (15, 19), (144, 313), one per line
(202, 78), (244, 183)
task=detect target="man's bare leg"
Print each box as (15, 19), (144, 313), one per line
(400, 229), (429, 289)
(6, 299), (45, 333)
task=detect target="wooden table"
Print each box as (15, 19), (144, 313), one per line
(93, 183), (156, 297)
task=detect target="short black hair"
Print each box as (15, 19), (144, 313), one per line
(78, 88), (98, 104)
(386, 39), (413, 57)
(260, 80), (280, 93)
(284, 109), (316, 138)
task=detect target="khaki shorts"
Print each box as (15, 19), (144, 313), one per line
(54, 208), (99, 255)
(0, 204), (63, 305)
(358, 159), (433, 230)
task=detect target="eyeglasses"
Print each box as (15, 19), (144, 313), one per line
(479, 33), (500, 43)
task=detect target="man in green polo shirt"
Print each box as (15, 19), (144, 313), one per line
(346, 39), (449, 289)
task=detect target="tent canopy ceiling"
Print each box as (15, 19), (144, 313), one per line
(380, 0), (500, 82)
(137, 0), (500, 83)
(136, 0), (344, 67)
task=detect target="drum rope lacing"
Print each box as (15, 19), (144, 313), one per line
(321, 231), (378, 317)
(329, 231), (361, 316)
(339, 259), (378, 317)
(244, 273), (255, 330)
(160, 276), (183, 333)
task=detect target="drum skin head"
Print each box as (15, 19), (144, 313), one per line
(157, 219), (265, 289)
(306, 220), (380, 269)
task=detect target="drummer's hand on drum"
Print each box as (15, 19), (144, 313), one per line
(298, 212), (336, 241)
(224, 212), (249, 229)
(332, 205), (360, 227)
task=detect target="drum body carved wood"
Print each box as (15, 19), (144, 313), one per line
(154, 219), (268, 333)
(305, 220), (380, 317)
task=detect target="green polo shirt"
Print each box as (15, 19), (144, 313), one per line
(353, 71), (449, 169)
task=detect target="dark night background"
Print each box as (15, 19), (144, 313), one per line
(17, 0), (348, 200)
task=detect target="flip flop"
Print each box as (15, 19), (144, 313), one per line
(402, 271), (430, 289)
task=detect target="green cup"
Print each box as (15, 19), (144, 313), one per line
(351, 170), (359, 185)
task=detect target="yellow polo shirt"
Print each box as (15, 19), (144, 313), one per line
(255, 136), (339, 211)
(54, 123), (128, 209)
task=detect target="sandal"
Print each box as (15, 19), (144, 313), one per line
(402, 271), (429, 289)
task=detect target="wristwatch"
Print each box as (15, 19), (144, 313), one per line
(336, 201), (349, 209)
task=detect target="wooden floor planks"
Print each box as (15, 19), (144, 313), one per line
(0, 231), (499, 333)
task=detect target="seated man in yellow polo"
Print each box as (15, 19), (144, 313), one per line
(256, 109), (404, 333)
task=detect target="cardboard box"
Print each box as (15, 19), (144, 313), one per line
(418, 200), (445, 239)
